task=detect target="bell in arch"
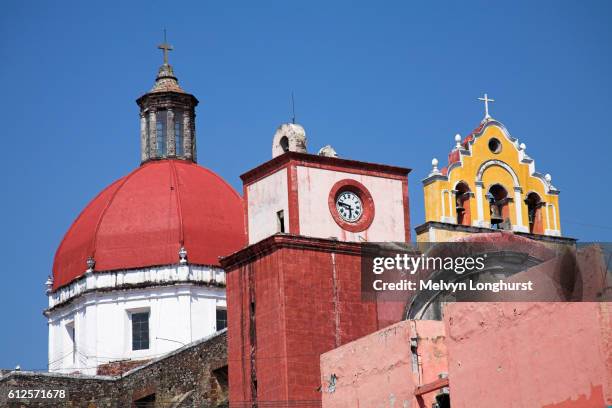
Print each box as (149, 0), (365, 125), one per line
(455, 193), (465, 212)
(454, 183), (470, 215)
(487, 185), (509, 226)
(490, 204), (504, 225)
(487, 193), (503, 225)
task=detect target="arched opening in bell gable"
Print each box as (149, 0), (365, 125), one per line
(525, 192), (545, 234)
(454, 181), (471, 226)
(487, 184), (511, 229)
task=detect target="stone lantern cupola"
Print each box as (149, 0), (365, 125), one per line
(136, 40), (199, 164)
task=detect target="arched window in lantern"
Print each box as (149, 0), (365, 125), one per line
(487, 184), (511, 230)
(156, 110), (168, 157)
(454, 181), (471, 226)
(174, 110), (184, 157)
(525, 192), (545, 234)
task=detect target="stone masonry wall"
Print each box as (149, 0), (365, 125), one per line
(0, 330), (228, 408)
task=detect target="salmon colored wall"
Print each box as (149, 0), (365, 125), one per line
(444, 302), (612, 407)
(320, 320), (447, 408)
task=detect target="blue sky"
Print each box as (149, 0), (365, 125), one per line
(0, 0), (611, 370)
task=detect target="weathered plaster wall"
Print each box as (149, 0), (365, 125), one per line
(246, 167), (289, 244)
(320, 320), (447, 408)
(444, 302), (612, 407)
(296, 166), (406, 242)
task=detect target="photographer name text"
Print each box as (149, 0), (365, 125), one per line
(372, 279), (533, 292)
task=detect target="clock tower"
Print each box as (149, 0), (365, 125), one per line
(243, 123), (410, 245)
(221, 123), (411, 407)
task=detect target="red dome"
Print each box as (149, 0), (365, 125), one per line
(53, 160), (246, 290)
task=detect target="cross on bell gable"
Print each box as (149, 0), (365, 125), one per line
(478, 93), (495, 120)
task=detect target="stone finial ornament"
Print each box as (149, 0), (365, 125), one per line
(544, 173), (558, 192)
(318, 145), (338, 158)
(520, 142), (526, 150)
(86, 256), (95, 274)
(150, 63), (185, 94)
(430, 158), (441, 176)
(272, 123), (307, 158)
(179, 246), (188, 264)
(45, 276), (53, 294)
(454, 134), (462, 150)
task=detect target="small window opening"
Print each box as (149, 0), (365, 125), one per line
(488, 137), (502, 154)
(131, 312), (150, 351)
(277, 210), (285, 233)
(133, 393), (155, 408)
(213, 366), (228, 388)
(280, 136), (289, 152)
(216, 308), (227, 331)
(434, 392), (451, 408)
(211, 365), (229, 403)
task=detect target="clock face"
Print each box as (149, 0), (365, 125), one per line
(336, 191), (363, 222)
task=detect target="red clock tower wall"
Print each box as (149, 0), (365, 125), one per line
(223, 132), (411, 406)
(223, 236), (384, 404)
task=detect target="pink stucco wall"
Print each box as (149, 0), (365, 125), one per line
(297, 166), (407, 242)
(444, 302), (612, 407)
(246, 167), (289, 244)
(320, 320), (447, 408)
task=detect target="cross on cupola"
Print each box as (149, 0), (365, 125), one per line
(158, 29), (173, 65)
(478, 93), (495, 120)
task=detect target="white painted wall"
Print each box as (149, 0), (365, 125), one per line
(47, 265), (226, 375)
(296, 166), (406, 242)
(246, 168), (289, 244)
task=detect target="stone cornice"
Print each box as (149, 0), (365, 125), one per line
(46, 264), (225, 314)
(414, 221), (576, 244)
(240, 151), (411, 186)
(220, 233), (365, 270)
(136, 90), (198, 109)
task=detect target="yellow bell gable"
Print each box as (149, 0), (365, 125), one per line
(417, 117), (564, 243)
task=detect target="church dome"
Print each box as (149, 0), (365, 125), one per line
(52, 159), (246, 290)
